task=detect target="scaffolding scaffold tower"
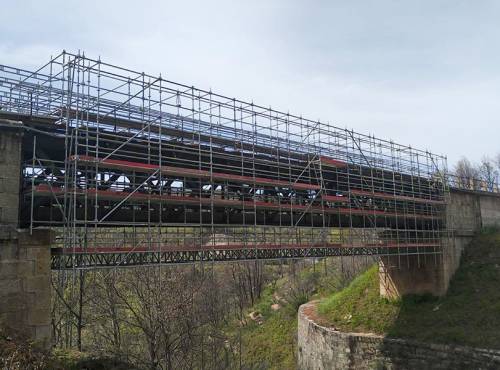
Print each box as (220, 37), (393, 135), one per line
(0, 51), (449, 269)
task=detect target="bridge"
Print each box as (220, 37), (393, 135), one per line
(0, 51), (499, 347)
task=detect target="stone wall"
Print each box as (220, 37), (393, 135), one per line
(0, 227), (52, 348)
(297, 302), (500, 370)
(0, 122), (23, 226)
(0, 121), (52, 347)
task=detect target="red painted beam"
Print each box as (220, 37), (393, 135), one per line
(336, 207), (439, 220)
(70, 155), (321, 191)
(319, 156), (348, 168)
(322, 195), (349, 203)
(350, 189), (445, 205)
(28, 185), (441, 220)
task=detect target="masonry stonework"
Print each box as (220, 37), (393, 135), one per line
(0, 227), (52, 348)
(297, 302), (500, 370)
(0, 122), (53, 347)
(0, 124), (23, 226)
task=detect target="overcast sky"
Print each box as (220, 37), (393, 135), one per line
(1, 0), (499, 167)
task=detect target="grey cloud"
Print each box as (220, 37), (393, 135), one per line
(1, 0), (499, 165)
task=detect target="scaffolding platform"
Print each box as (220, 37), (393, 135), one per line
(0, 51), (449, 269)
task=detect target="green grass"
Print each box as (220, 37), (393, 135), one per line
(231, 259), (353, 369)
(318, 265), (400, 334)
(317, 231), (500, 349)
(240, 302), (298, 370)
(226, 280), (297, 370)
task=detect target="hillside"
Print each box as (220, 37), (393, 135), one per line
(227, 258), (373, 369)
(317, 230), (500, 349)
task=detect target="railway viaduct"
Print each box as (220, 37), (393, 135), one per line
(0, 52), (499, 347)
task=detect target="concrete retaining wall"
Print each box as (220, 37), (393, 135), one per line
(478, 194), (500, 228)
(297, 302), (500, 370)
(379, 234), (473, 299)
(379, 189), (500, 299)
(447, 190), (482, 232)
(448, 189), (500, 230)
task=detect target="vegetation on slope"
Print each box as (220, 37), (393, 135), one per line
(318, 230), (500, 349)
(230, 257), (373, 369)
(237, 284), (298, 370)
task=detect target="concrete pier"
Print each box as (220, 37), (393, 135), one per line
(379, 189), (500, 299)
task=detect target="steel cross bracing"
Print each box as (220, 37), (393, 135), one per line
(51, 244), (442, 270)
(0, 51), (449, 270)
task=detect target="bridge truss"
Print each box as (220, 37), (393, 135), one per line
(0, 51), (448, 269)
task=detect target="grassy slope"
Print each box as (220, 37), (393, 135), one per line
(318, 265), (398, 334)
(318, 231), (500, 349)
(233, 261), (349, 370)
(239, 286), (298, 370)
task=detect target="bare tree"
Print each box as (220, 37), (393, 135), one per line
(51, 270), (91, 351)
(85, 270), (125, 360)
(496, 153), (500, 183)
(51, 255), (371, 369)
(453, 157), (479, 190)
(229, 261), (265, 309)
(478, 156), (499, 191)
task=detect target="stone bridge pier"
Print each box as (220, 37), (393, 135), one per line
(379, 189), (500, 299)
(0, 228), (52, 347)
(0, 122), (52, 348)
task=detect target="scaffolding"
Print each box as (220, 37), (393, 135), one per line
(0, 51), (448, 269)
